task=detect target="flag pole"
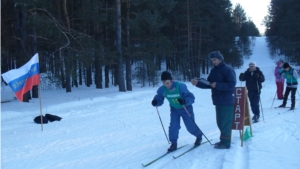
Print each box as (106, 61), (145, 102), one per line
(39, 85), (44, 131)
(37, 53), (43, 131)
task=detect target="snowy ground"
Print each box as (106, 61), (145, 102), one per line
(1, 37), (300, 169)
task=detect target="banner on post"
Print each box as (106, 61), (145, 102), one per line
(232, 87), (252, 146)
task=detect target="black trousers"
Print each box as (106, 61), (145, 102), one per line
(282, 87), (297, 107)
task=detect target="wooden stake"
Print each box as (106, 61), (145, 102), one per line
(39, 85), (43, 131)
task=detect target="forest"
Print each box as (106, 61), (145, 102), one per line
(2, 0), (297, 102)
(264, 0), (300, 65)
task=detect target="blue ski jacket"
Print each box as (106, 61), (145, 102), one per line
(196, 62), (236, 106)
(153, 81), (195, 109)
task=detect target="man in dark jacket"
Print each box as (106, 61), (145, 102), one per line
(191, 51), (236, 149)
(239, 61), (265, 123)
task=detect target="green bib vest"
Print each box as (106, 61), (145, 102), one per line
(164, 82), (183, 109)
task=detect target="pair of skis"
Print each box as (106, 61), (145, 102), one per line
(142, 139), (212, 167)
(274, 106), (295, 114)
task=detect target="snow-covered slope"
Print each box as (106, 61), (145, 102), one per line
(1, 37), (300, 169)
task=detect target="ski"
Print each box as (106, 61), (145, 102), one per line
(274, 107), (290, 109)
(1, 97), (17, 103)
(142, 144), (188, 167)
(172, 139), (212, 159)
(278, 108), (295, 114)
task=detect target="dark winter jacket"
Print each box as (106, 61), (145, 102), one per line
(196, 62), (236, 106)
(239, 67), (265, 92)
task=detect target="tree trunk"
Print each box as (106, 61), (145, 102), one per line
(113, 64), (118, 86)
(95, 56), (103, 89)
(62, 0), (71, 92)
(30, 28), (39, 98)
(125, 0), (132, 91)
(72, 58), (78, 88)
(105, 65), (109, 88)
(86, 65), (92, 87)
(65, 50), (71, 92)
(14, 5), (30, 102)
(116, 0), (126, 92)
(79, 61), (83, 85)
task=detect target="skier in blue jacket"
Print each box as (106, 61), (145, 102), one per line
(191, 51), (236, 149)
(152, 71), (203, 152)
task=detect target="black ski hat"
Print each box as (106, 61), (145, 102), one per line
(283, 62), (290, 69)
(161, 71), (173, 81)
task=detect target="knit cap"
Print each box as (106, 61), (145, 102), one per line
(208, 51), (224, 61)
(161, 71), (173, 81)
(249, 61), (256, 66)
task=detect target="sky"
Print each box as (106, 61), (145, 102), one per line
(230, 0), (271, 35)
(1, 37), (300, 169)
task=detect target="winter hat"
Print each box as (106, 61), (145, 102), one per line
(283, 62), (290, 69)
(249, 61), (256, 66)
(161, 71), (173, 81)
(276, 61), (283, 66)
(209, 51), (224, 61)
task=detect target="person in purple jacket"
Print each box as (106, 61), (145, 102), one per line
(274, 61), (285, 99)
(151, 71), (203, 152)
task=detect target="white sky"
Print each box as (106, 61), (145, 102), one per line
(231, 0), (271, 35)
(1, 37), (300, 169)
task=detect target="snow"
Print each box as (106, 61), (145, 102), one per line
(1, 37), (300, 169)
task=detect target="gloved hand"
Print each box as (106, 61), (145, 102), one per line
(239, 73), (244, 81)
(290, 70), (294, 75)
(151, 100), (158, 106)
(177, 98), (186, 105)
(254, 73), (259, 78)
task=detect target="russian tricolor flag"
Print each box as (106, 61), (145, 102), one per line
(2, 53), (40, 102)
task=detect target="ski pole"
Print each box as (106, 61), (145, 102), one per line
(256, 81), (265, 122)
(182, 106), (213, 145)
(271, 91), (277, 108)
(155, 107), (170, 144)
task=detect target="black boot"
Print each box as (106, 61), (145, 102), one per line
(290, 107), (295, 110)
(194, 137), (202, 147)
(278, 104), (286, 108)
(253, 115), (259, 123)
(214, 143), (230, 149)
(167, 143), (177, 152)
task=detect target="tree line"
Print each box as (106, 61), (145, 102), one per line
(1, 0), (260, 102)
(264, 0), (300, 64)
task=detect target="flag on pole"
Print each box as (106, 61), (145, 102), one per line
(1, 53), (40, 102)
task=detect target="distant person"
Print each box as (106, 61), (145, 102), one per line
(278, 63), (299, 110)
(274, 61), (285, 99)
(239, 61), (265, 123)
(151, 71), (203, 152)
(191, 51), (236, 149)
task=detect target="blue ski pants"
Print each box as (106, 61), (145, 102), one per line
(169, 105), (202, 143)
